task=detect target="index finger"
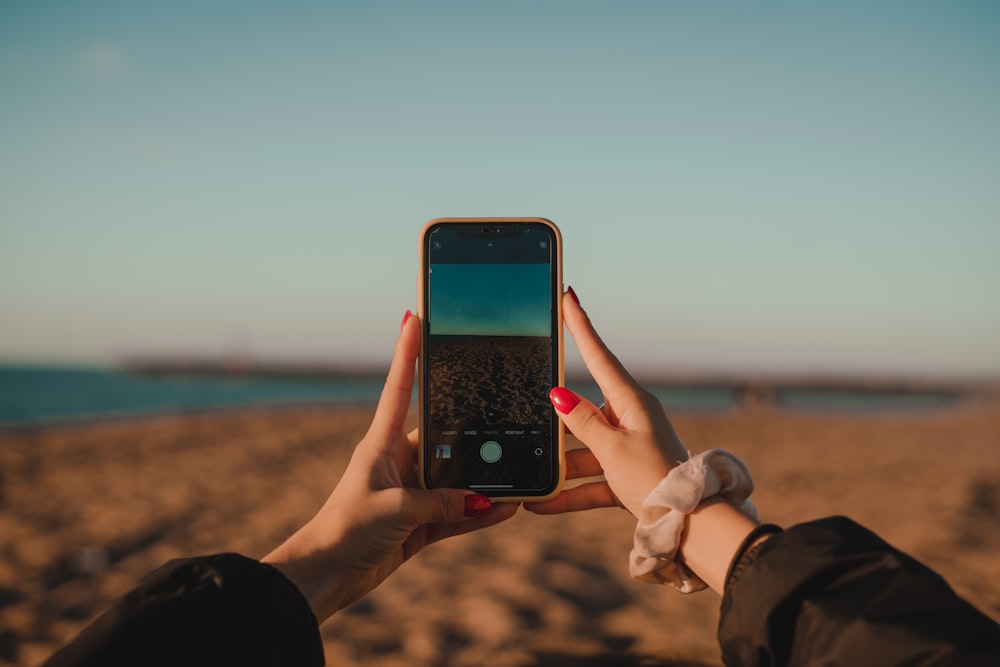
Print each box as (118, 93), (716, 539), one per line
(563, 290), (644, 403)
(524, 481), (619, 514)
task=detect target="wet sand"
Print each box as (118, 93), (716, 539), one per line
(1, 393), (998, 666)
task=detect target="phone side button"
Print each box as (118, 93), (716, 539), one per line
(480, 441), (503, 463)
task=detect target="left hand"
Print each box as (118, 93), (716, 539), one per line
(263, 311), (518, 623)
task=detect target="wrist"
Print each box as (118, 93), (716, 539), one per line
(628, 449), (758, 593)
(722, 521), (783, 588)
(677, 499), (760, 594)
(262, 527), (354, 623)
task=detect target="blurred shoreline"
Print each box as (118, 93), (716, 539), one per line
(120, 358), (999, 398)
(119, 356), (1000, 389)
(3, 359), (995, 429)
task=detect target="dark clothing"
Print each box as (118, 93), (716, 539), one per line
(720, 517), (1000, 666)
(42, 553), (323, 667)
(43, 518), (998, 667)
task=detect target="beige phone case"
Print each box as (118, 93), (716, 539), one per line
(417, 217), (565, 502)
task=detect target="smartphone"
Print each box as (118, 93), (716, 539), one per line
(418, 218), (564, 501)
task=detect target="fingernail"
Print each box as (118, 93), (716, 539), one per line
(549, 386), (581, 414)
(400, 309), (412, 332)
(567, 286), (580, 306)
(464, 494), (492, 517)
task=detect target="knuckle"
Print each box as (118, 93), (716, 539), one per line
(389, 487), (412, 516)
(436, 490), (458, 521)
(574, 407), (605, 440)
(636, 388), (664, 412)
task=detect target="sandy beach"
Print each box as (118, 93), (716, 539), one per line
(1, 392), (998, 666)
(428, 336), (553, 426)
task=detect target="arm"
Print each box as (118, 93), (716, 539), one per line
(531, 288), (999, 666)
(721, 517), (1000, 667)
(679, 498), (762, 594)
(42, 554), (324, 667)
(42, 311), (518, 666)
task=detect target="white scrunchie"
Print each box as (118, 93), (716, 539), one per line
(628, 449), (757, 593)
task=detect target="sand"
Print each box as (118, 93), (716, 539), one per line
(428, 336), (553, 425)
(1, 393), (998, 667)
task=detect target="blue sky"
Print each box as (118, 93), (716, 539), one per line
(1, 1), (998, 379)
(429, 263), (551, 337)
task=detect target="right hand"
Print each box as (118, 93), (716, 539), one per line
(526, 288), (690, 518)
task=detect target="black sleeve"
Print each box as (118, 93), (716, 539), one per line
(718, 516), (1000, 667)
(42, 553), (325, 667)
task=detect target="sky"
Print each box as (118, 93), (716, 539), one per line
(429, 263), (551, 337)
(1, 1), (998, 380)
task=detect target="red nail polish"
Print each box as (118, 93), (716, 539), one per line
(549, 386), (581, 414)
(464, 494), (492, 517)
(400, 309), (412, 332)
(567, 286), (580, 306)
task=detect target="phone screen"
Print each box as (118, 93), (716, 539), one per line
(420, 220), (562, 497)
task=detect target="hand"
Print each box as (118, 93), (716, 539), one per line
(263, 311), (518, 623)
(529, 289), (763, 593)
(526, 288), (689, 518)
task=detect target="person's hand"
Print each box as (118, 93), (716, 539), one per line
(263, 311), (518, 623)
(526, 288), (689, 518)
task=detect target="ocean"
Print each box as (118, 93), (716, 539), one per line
(0, 365), (960, 426)
(0, 365), (388, 425)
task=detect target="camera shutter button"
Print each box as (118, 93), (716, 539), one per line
(480, 441), (502, 463)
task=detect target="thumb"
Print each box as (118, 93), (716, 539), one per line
(367, 311), (420, 441)
(404, 488), (494, 525)
(549, 387), (618, 454)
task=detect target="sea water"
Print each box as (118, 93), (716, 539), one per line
(0, 365), (387, 425)
(0, 365), (959, 426)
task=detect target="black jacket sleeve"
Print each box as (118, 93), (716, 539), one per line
(719, 516), (1000, 667)
(42, 553), (325, 667)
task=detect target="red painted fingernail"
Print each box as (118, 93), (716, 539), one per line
(400, 309), (412, 332)
(464, 494), (492, 517)
(549, 386), (581, 414)
(567, 286), (580, 306)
